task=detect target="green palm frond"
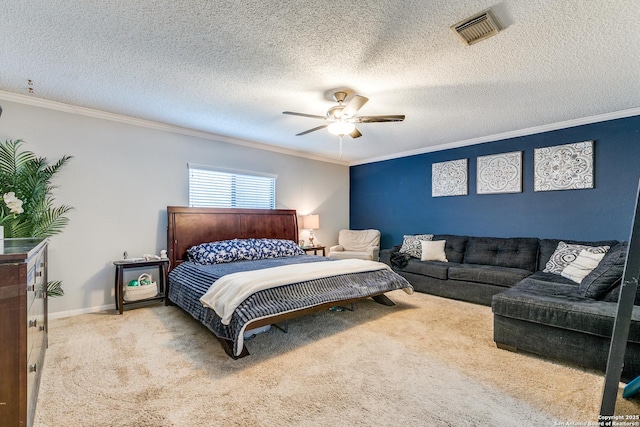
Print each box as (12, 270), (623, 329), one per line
(0, 140), (73, 297)
(3, 217), (31, 238)
(0, 140), (35, 182)
(47, 280), (64, 297)
(42, 155), (73, 179)
(31, 203), (73, 238)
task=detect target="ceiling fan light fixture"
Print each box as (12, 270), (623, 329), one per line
(327, 121), (355, 136)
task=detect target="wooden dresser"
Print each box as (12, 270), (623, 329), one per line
(0, 238), (48, 427)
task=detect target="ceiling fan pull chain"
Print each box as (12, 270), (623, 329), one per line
(339, 136), (343, 160)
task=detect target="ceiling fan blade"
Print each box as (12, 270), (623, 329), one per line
(283, 111), (327, 120)
(349, 127), (362, 138)
(352, 115), (405, 123)
(296, 124), (328, 136)
(341, 95), (369, 118)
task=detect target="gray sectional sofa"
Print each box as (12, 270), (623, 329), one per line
(380, 234), (540, 306)
(380, 235), (640, 381)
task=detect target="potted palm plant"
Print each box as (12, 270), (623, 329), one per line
(0, 139), (73, 296)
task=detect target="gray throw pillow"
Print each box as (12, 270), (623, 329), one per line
(580, 242), (628, 299)
(543, 241), (610, 274)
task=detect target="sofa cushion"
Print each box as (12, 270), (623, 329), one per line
(401, 259), (450, 280)
(463, 237), (539, 271)
(432, 234), (468, 263)
(328, 251), (371, 260)
(580, 242), (628, 300)
(492, 272), (640, 342)
(338, 229), (380, 252)
(448, 264), (533, 287)
(602, 286), (626, 304)
(537, 238), (619, 271)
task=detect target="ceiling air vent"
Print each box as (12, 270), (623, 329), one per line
(451, 9), (502, 46)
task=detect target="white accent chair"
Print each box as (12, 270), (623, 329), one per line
(328, 229), (381, 261)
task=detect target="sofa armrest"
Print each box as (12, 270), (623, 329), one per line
(379, 249), (392, 266)
(380, 245), (401, 266)
(366, 246), (380, 261)
(329, 245), (344, 253)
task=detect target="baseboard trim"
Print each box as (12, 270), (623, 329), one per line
(49, 303), (115, 320)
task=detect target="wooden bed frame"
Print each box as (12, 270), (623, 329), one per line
(166, 206), (394, 358)
(167, 206), (300, 269)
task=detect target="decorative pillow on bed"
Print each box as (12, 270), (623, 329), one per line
(399, 234), (434, 259)
(187, 238), (305, 265)
(543, 241), (610, 274)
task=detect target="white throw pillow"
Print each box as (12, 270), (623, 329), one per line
(420, 240), (448, 262)
(544, 241), (610, 274)
(561, 250), (606, 284)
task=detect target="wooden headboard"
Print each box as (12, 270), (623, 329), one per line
(167, 206), (299, 270)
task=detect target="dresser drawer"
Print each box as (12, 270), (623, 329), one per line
(26, 332), (45, 392)
(26, 292), (45, 360)
(26, 333), (45, 426)
(26, 253), (46, 360)
(26, 256), (44, 308)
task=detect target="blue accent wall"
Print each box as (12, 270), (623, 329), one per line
(350, 115), (640, 249)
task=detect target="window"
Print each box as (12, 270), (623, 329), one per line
(188, 164), (276, 209)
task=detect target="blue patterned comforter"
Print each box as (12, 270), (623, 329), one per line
(168, 255), (413, 356)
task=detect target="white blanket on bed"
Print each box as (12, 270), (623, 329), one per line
(199, 259), (393, 325)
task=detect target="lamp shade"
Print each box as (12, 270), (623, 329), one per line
(302, 214), (319, 230)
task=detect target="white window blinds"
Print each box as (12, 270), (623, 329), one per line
(188, 164), (276, 209)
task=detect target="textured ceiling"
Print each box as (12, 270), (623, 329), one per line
(2, 1), (639, 164)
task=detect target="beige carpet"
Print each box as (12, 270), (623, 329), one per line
(34, 291), (640, 426)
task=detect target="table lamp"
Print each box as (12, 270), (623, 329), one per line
(302, 214), (320, 246)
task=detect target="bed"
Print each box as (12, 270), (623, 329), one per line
(166, 206), (413, 358)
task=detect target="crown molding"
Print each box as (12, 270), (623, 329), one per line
(0, 90), (348, 166)
(349, 106), (640, 166)
(2, 90), (636, 169)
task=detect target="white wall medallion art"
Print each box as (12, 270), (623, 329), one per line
(534, 141), (594, 192)
(477, 151), (523, 194)
(432, 159), (468, 197)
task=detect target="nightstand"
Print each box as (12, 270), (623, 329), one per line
(301, 245), (326, 256)
(113, 259), (169, 314)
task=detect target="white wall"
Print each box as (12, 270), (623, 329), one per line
(0, 99), (349, 317)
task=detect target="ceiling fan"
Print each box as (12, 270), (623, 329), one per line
(282, 91), (405, 139)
